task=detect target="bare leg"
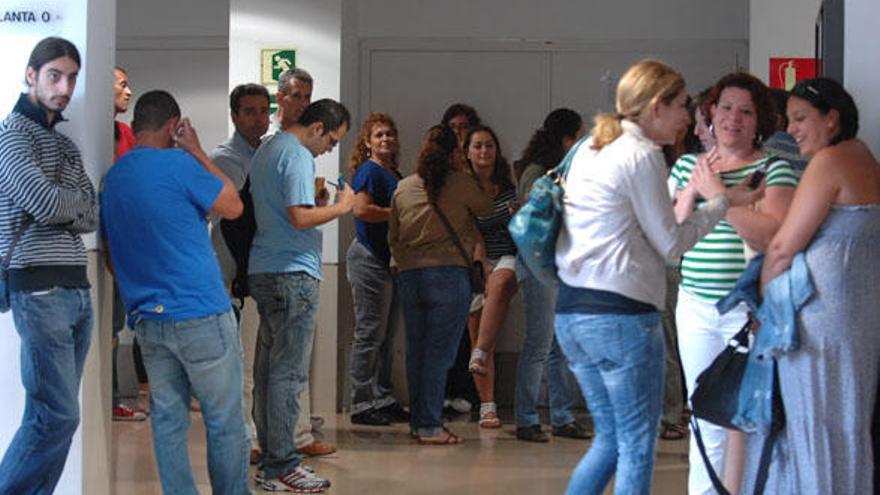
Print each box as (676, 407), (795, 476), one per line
(723, 430), (746, 494)
(474, 269), (518, 353)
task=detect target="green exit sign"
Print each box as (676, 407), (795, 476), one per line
(261, 49), (296, 85)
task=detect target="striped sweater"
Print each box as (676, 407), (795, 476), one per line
(0, 94), (97, 289)
(670, 153), (798, 300)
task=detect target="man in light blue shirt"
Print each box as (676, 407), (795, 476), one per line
(247, 99), (353, 493)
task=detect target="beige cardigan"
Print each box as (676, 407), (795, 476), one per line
(389, 171), (493, 272)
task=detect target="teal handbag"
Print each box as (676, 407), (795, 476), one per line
(508, 136), (587, 286)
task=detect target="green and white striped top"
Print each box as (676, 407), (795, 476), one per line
(670, 154), (798, 301)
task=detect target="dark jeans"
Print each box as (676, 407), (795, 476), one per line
(398, 266), (472, 436)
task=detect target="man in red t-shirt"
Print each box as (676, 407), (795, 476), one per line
(113, 67), (135, 161)
(110, 66), (146, 422)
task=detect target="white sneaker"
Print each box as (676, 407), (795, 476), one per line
(449, 398), (472, 414)
(260, 465), (329, 493)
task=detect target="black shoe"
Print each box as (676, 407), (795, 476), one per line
(552, 421), (593, 439)
(377, 403), (411, 423)
(351, 409), (391, 426)
(516, 425), (549, 443)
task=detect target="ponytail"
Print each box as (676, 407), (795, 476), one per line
(590, 113), (625, 151)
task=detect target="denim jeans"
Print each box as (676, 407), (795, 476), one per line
(555, 311), (665, 495)
(397, 266), (471, 436)
(133, 309), (250, 495)
(515, 268), (578, 428)
(249, 272), (319, 478)
(346, 240), (400, 415)
(0, 287), (92, 495)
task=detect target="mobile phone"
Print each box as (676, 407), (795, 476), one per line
(338, 174), (345, 189)
(747, 156), (774, 189)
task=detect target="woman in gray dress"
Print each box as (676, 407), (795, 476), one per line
(757, 78), (880, 494)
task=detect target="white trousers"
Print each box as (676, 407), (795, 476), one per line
(675, 288), (749, 495)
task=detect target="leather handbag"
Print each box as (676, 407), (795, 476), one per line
(508, 136), (586, 286)
(430, 202), (485, 294)
(690, 321), (751, 430)
(690, 318), (785, 495)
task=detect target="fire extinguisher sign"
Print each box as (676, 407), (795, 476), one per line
(769, 58), (817, 90)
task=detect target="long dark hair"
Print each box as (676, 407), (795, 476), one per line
(417, 125), (458, 201)
(514, 108), (583, 180)
(463, 125), (514, 191)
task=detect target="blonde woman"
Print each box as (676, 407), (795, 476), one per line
(553, 60), (761, 494)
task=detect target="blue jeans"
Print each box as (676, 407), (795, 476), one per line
(249, 272), (319, 478)
(397, 266), (471, 436)
(0, 287), (92, 495)
(133, 309), (250, 495)
(555, 311), (665, 495)
(515, 269), (578, 428)
(346, 240), (400, 415)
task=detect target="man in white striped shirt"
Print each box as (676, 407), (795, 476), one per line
(0, 37), (98, 493)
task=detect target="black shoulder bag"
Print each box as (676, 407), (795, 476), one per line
(689, 319), (785, 495)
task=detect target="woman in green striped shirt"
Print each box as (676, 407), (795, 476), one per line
(670, 72), (798, 495)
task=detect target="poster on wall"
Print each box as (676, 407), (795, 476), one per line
(769, 57), (817, 90)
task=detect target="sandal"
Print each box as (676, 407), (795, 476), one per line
(478, 402), (502, 429)
(417, 427), (464, 445)
(659, 422), (686, 441)
(469, 348), (489, 375)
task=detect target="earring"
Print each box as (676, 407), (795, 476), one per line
(366, 148), (371, 158)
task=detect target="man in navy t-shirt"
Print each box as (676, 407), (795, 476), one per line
(101, 90), (250, 495)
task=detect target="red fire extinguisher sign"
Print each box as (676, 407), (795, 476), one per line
(769, 58), (817, 90)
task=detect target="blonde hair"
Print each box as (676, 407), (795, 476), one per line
(348, 112), (399, 173)
(591, 59), (685, 151)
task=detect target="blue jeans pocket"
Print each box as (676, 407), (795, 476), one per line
(176, 315), (228, 365)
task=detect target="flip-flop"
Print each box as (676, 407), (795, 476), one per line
(659, 422), (686, 440)
(417, 428), (464, 445)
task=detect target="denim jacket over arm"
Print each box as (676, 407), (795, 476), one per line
(716, 253), (815, 432)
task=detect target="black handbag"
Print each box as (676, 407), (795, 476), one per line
(430, 202), (485, 294)
(689, 318), (785, 495)
(691, 321), (751, 430)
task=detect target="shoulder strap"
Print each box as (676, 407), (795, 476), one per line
(430, 202), (473, 266)
(2, 218), (34, 270)
(552, 135), (589, 181)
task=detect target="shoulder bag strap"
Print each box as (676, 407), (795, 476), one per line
(430, 201), (473, 266)
(552, 134), (589, 181)
(2, 218), (34, 271)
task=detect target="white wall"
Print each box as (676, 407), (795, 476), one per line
(0, 1), (114, 493)
(116, 0), (230, 153)
(845, 0), (880, 156)
(749, 0), (822, 83)
(352, 0), (747, 40)
(230, 0), (343, 265)
(228, 0), (343, 415)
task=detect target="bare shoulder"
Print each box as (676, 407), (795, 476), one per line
(810, 139), (880, 203)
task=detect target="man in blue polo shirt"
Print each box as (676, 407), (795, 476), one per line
(101, 90), (249, 495)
